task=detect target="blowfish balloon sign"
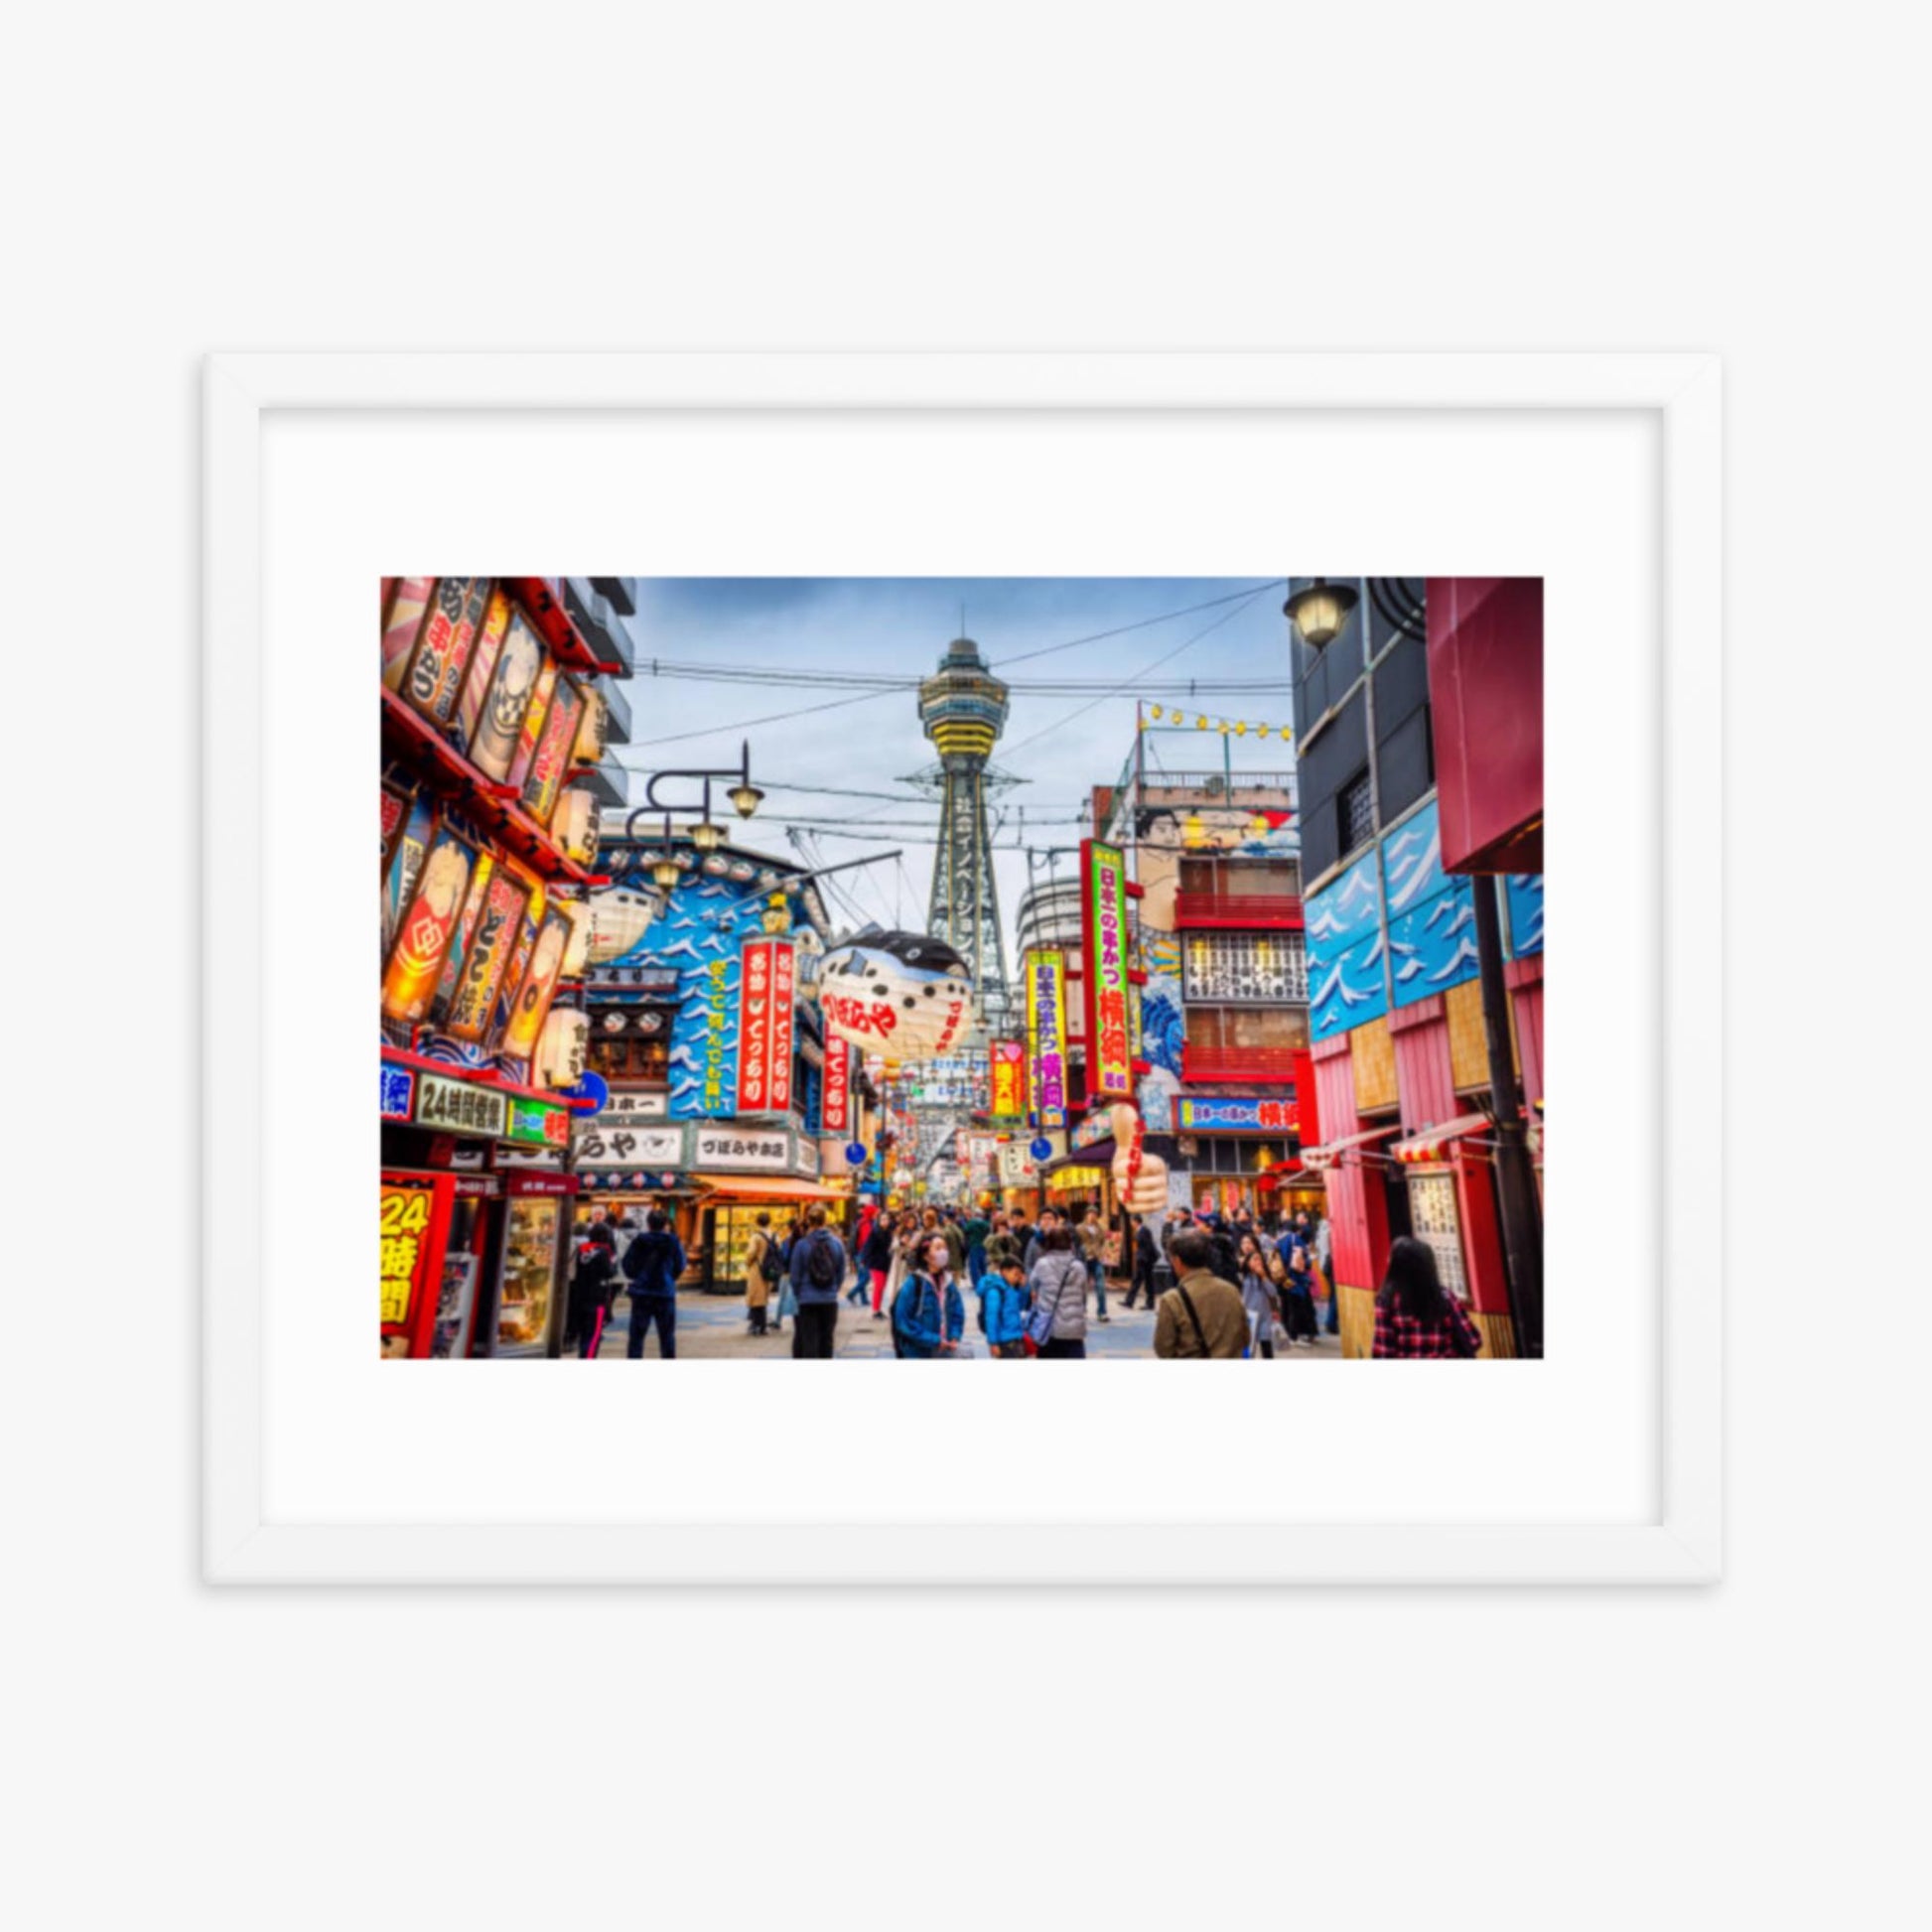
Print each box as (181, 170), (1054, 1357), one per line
(817, 928), (973, 1063)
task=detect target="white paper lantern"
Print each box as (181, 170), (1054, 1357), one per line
(572, 689), (609, 765)
(558, 898), (594, 979)
(535, 1006), (589, 1088)
(549, 786), (602, 866)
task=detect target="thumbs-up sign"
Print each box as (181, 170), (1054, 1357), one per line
(1109, 1103), (1168, 1215)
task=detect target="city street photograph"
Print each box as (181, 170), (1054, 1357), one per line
(379, 575), (1545, 1362)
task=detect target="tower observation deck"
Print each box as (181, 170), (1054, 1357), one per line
(918, 636), (1014, 1037)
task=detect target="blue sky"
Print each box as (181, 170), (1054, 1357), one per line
(612, 577), (1298, 968)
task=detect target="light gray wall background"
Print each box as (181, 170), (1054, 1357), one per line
(13, 4), (1916, 1927)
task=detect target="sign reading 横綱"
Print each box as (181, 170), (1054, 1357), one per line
(1081, 839), (1134, 1102)
(821, 1039), (854, 1137)
(1174, 1095), (1301, 1134)
(736, 937), (796, 1114)
(1025, 950), (1067, 1127)
(989, 1037), (1027, 1118)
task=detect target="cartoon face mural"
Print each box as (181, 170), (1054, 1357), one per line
(817, 928), (974, 1063)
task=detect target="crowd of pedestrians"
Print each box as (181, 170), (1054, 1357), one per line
(561, 1190), (1475, 1361)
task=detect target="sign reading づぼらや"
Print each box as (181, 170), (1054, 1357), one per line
(1025, 949), (1067, 1127)
(1080, 839), (1134, 1102)
(691, 1125), (791, 1172)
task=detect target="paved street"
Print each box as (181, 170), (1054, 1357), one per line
(576, 1267), (1343, 1361)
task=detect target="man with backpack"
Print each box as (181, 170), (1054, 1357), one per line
(788, 1203), (848, 1359)
(621, 1207), (686, 1359)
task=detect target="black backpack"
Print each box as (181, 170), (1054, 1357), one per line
(757, 1235), (784, 1285)
(805, 1231), (842, 1290)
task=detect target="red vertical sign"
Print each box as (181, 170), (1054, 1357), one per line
(822, 1039), (853, 1136)
(737, 938), (797, 1114)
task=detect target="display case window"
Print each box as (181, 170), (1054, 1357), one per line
(1406, 1172), (1470, 1302)
(496, 1197), (560, 1348)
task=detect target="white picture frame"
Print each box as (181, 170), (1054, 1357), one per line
(204, 351), (1721, 1586)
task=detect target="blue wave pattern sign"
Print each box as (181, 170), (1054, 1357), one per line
(601, 868), (773, 1119)
(1306, 846), (1387, 1042)
(1506, 873), (1544, 957)
(1382, 800), (1482, 1013)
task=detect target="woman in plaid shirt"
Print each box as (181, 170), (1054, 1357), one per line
(1372, 1236), (1483, 1359)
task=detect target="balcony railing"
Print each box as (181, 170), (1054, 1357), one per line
(1182, 1043), (1303, 1084)
(1173, 890), (1304, 929)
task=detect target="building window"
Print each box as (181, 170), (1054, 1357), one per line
(1182, 930), (1309, 1004)
(1185, 1006), (1310, 1053)
(589, 1036), (669, 1082)
(1178, 856), (1303, 897)
(1339, 768), (1375, 856)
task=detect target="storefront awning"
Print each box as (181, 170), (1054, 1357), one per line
(1040, 1138), (1117, 1174)
(692, 1173), (853, 1203)
(1390, 1113), (1493, 1165)
(1301, 1123), (1401, 1172)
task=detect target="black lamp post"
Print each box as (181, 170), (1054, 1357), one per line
(624, 739), (763, 845)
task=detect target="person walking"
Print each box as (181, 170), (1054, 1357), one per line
(1277, 1224), (1320, 1345)
(1123, 1219), (1161, 1311)
(743, 1211), (779, 1336)
(621, 1207), (684, 1359)
(961, 1205), (991, 1288)
(1027, 1226), (1090, 1359)
(1076, 1207), (1111, 1323)
(1314, 1211), (1339, 1335)
(1371, 1235), (1484, 1358)
(1153, 1227), (1251, 1359)
(845, 1206), (874, 1308)
(788, 1204), (848, 1359)
(861, 1207), (897, 1320)
(1024, 1208), (1057, 1275)
(566, 1212), (620, 1358)
(975, 1251), (1033, 1358)
(891, 1232), (965, 1358)
(1237, 1230), (1283, 1360)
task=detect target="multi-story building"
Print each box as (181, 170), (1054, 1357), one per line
(1097, 756), (1317, 1219)
(572, 832), (861, 1293)
(377, 576), (631, 1358)
(1290, 576), (1544, 1358)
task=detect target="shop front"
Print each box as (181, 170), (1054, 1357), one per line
(1173, 1092), (1303, 1222)
(381, 1055), (580, 1357)
(1388, 1112), (1514, 1358)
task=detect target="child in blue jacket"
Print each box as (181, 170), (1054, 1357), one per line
(976, 1257), (1033, 1359)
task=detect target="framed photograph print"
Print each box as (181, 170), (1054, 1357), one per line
(204, 351), (1722, 1585)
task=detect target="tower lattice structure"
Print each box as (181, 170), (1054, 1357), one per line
(918, 636), (1014, 1037)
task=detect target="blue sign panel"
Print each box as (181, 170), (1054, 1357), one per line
(1506, 873), (1544, 957)
(1174, 1095), (1301, 1134)
(1382, 800), (1480, 1011)
(379, 1062), (415, 1121)
(1306, 846), (1388, 1042)
(845, 1142), (869, 1167)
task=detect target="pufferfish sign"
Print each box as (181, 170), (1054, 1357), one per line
(817, 928), (974, 1064)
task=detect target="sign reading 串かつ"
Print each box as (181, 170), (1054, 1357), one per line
(1175, 1095), (1301, 1134)
(1080, 839), (1134, 1101)
(414, 1072), (508, 1139)
(989, 1038), (1027, 1118)
(1026, 951), (1067, 1127)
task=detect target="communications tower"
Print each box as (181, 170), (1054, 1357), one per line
(918, 636), (1014, 1036)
